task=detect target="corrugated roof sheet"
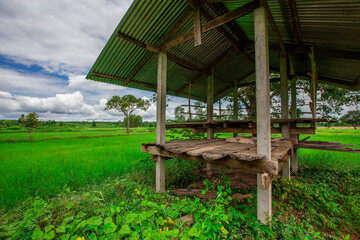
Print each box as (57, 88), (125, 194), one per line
(87, 0), (360, 102)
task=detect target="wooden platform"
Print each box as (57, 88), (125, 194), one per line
(142, 137), (292, 175)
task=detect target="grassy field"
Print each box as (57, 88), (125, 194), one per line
(0, 127), (359, 239)
(0, 127), (155, 209)
(0, 127), (359, 210)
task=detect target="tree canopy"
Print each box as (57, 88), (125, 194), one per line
(105, 95), (150, 133)
(340, 110), (360, 129)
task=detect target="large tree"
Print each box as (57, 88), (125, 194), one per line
(123, 115), (143, 128)
(340, 110), (360, 129)
(224, 77), (359, 120)
(105, 95), (150, 133)
(21, 113), (39, 141)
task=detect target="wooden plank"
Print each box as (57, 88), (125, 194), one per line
(294, 143), (360, 153)
(230, 150), (265, 161)
(142, 145), (279, 174)
(187, 141), (232, 157)
(271, 146), (291, 160)
(202, 143), (254, 161)
(164, 139), (222, 153)
(161, 1), (259, 51)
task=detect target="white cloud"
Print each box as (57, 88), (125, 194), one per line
(0, 0), (133, 75)
(0, 91), (93, 114)
(0, 67), (67, 96)
(68, 75), (124, 92)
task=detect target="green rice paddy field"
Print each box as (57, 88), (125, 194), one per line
(0, 127), (359, 210)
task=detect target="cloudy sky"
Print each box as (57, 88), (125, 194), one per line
(0, 0), (193, 122)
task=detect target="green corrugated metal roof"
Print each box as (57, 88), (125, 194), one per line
(87, 0), (360, 102)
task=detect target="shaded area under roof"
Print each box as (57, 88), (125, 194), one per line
(86, 0), (360, 102)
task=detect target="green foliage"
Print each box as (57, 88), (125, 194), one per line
(340, 110), (360, 128)
(123, 115), (142, 128)
(2, 168), (358, 239)
(174, 106), (186, 122)
(105, 95), (150, 133)
(23, 113), (40, 141)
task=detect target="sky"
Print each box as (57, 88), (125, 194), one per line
(0, 1), (357, 122)
(0, 0), (192, 122)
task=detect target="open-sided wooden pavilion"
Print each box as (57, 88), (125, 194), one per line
(87, 0), (360, 223)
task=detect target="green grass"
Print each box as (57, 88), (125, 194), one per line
(0, 127), (359, 210)
(0, 128), (155, 209)
(0, 127), (359, 239)
(298, 129), (360, 171)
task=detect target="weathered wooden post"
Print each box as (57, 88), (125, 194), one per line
(156, 52), (167, 193)
(206, 71), (215, 173)
(291, 77), (298, 172)
(280, 52), (290, 179)
(233, 81), (239, 137)
(254, 4), (272, 224)
(309, 46), (318, 123)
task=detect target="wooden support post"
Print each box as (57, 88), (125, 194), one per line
(233, 81), (239, 137)
(291, 77), (298, 172)
(219, 98), (222, 121)
(309, 47), (318, 124)
(188, 84), (192, 121)
(280, 52), (290, 179)
(156, 52), (167, 193)
(194, 2), (202, 47)
(206, 72), (215, 173)
(255, 5), (271, 224)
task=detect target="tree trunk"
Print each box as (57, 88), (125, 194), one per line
(29, 129), (33, 141)
(126, 114), (130, 133)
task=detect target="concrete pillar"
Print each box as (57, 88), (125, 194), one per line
(280, 52), (290, 179)
(254, 5), (271, 224)
(206, 73), (215, 173)
(156, 52), (167, 193)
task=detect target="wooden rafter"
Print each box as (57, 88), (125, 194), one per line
(215, 70), (255, 100)
(264, 2), (287, 56)
(287, 0), (303, 45)
(123, 8), (194, 86)
(91, 72), (207, 101)
(188, 0), (254, 64)
(161, 0), (259, 51)
(270, 67), (358, 89)
(116, 32), (232, 88)
(204, 2), (254, 64)
(176, 47), (236, 96)
(269, 43), (360, 61)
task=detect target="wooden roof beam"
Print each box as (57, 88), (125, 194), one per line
(176, 47), (236, 96)
(123, 8), (194, 86)
(270, 67), (359, 90)
(116, 32), (232, 86)
(188, 0), (254, 64)
(91, 72), (206, 101)
(161, 0), (259, 51)
(215, 70), (255, 100)
(264, 2), (287, 56)
(288, 0), (303, 45)
(201, 2), (255, 64)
